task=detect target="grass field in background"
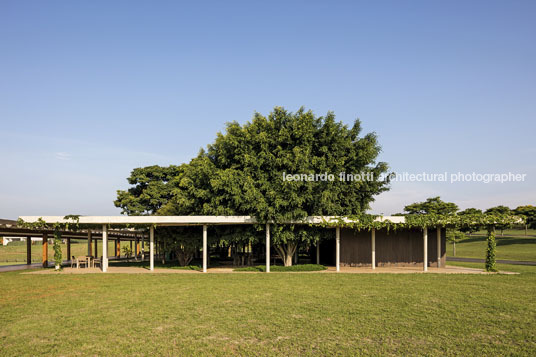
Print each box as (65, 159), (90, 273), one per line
(0, 240), (137, 265)
(473, 227), (536, 237)
(447, 233), (536, 261)
(0, 269), (535, 355)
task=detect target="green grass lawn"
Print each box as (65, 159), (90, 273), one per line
(473, 227), (536, 237)
(448, 234), (536, 261)
(1, 270), (535, 355)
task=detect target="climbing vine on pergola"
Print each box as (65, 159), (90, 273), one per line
(320, 212), (522, 272)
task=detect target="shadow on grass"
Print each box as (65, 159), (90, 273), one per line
(108, 260), (201, 271)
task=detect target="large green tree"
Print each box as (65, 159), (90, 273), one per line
(513, 205), (536, 234)
(161, 107), (390, 265)
(403, 197), (459, 215)
(115, 165), (183, 215)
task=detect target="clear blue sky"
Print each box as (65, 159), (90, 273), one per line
(1, 0), (534, 219)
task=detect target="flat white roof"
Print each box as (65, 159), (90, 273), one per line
(18, 215), (406, 226)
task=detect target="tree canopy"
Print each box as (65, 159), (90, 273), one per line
(117, 107), (391, 265)
(161, 107), (390, 221)
(403, 196), (459, 215)
(513, 205), (536, 229)
(115, 165), (183, 215)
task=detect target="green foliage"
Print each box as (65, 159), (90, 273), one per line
(121, 245), (133, 258)
(458, 208), (483, 234)
(16, 215), (81, 269)
(485, 205), (511, 215)
(115, 165), (183, 215)
(513, 205), (536, 229)
(485, 229), (498, 272)
(157, 107), (391, 265)
(53, 229), (62, 270)
(446, 230), (466, 242)
(485, 206), (513, 234)
(161, 106), (390, 220)
(234, 264), (327, 272)
(459, 208), (483, 215)
(320, 211), (521, 232)
(403, 197), (459, 215)
(155, 227), (202, 266)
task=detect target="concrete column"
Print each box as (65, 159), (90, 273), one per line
(423, 227), (428, 272)
(336, 226), (340, 272)
(42, 233), (48, 268)
(87, 230), (92, 256)
(67, 238), (71, 262)
(202, 225), (207, 273)
(371, 229), (376, 270)
(265, 223), (270, 273)
(437, 227), (441, 268)
(135, 236), (140, 261)
(102, 225), (108, 272)
(26, 236), (31, 265)
(316, 242), (320, 265)
(150, 226), (155, 271)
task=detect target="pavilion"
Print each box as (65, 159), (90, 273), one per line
(17, 215), (446, 273)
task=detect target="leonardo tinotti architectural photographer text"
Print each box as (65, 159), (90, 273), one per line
(281, 171), (527, 184)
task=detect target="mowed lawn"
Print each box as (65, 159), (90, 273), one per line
(1, 271), (535, 356)
(448, 234), (536, 261)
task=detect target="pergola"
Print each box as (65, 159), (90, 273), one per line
(18, 215), (441, 272)
(1, 218), (146, 267)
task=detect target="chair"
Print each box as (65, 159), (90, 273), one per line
(70, 256), (76, 268)
(76, 256), (87, 269)
(93, 256), (102, 269)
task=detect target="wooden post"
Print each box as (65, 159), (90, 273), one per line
(423, 227), (428, 272)
(26, 236), (31, 265)
(42, 233), (48, 268)
(266, 223), (270, 273)
(116, 238), (121, 257)
(135, 236), (140, 260)
(316, 242), (320, 264)
(336, 226), (340, 272)
(87, 230), (92, 256)
(94, 238), (98, 258)
(67, 238), (71, 262)
(371, 228), (376, 270)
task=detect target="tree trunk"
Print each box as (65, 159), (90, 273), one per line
(275, 242), (297, 267)
(453, 239), (456, 257)
(526, 224), (528, 236)
(175, 247), (194, 266)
